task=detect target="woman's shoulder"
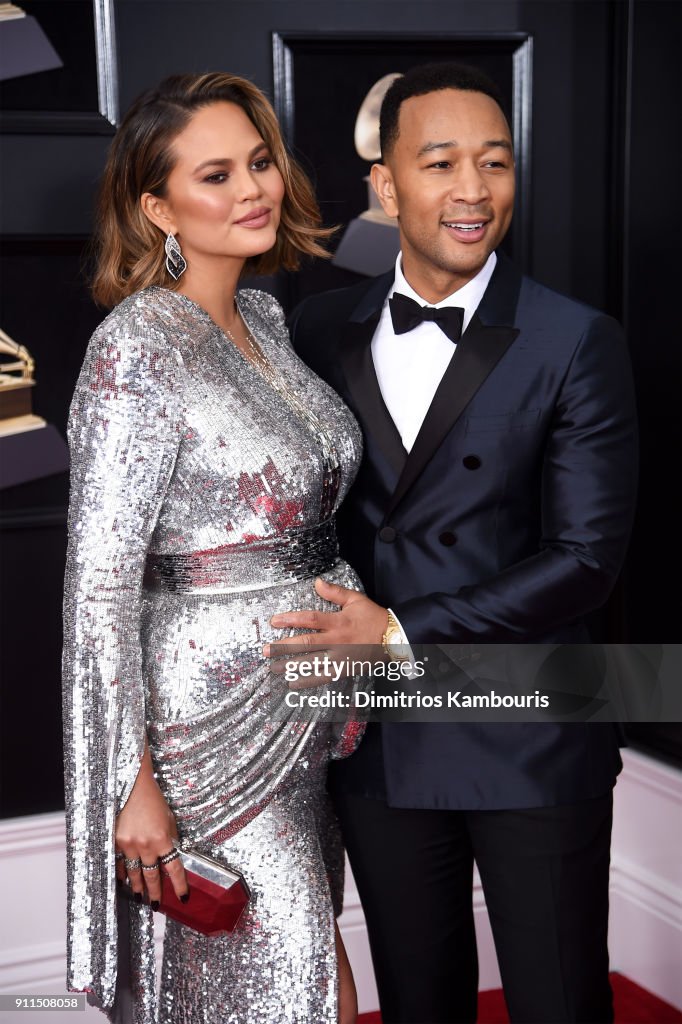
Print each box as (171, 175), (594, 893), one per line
(237, 287), (288, 336)
(93, 287), (188, 346)
(88, 287), (213, 375)
(80, 288), (189, 398)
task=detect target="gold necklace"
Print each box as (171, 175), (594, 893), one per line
(223, 315), (339, 507)
(223, 316), (272, 376)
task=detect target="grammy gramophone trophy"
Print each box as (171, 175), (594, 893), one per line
(333, 72), (402, 276)
(0, 328), (43, 430)
(0, 328), (69, 488)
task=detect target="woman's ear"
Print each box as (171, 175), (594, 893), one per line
(140, 193), (176, 235)
(370, 163), (399, 219)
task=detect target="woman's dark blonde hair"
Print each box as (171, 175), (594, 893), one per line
(91, 72), (332, 307)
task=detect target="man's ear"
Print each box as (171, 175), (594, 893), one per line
(140, 192), (176, 235)
(370, 163), (399, 219)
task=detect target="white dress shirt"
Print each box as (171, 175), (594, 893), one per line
(375, 251), (497, 646)
(371, 251), (497, 452)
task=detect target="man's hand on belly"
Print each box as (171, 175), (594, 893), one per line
(263, 578), (388, 687)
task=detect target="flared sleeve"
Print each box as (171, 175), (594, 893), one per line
(62, 299), (182, 1020)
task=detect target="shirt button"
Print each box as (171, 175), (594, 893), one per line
(463, 455), (481, 470)
(439, 531), (457, 546)
(378, 526), (397, 543)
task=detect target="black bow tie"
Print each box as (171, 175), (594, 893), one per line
(389, 292), (464, 343)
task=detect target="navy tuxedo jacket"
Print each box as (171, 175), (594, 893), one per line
(289, 253), (639, 810)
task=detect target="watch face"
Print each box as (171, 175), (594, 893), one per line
(385, 625), (410, 661)
(386, 627), (403, 652)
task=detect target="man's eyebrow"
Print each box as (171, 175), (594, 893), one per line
(417, 140), (457, 156)
(416, 138), (513, 157)
(484, 139), (513, 152)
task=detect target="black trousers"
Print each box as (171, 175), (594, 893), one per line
(333, 790), (614, 1024)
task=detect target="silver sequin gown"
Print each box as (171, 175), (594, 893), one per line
(62, 286), (364, 1023)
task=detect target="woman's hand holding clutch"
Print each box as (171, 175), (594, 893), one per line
(114, 740), (189, 910)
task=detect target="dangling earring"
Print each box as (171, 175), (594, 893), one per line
(165, 232), (187, 280)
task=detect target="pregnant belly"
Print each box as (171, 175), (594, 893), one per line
(140, 560), (363, 843)
(140, 558), (362, 725)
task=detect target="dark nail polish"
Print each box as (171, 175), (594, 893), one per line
(134, 892), (142, 904)
(180, 892), (190, 904)
(151, 900), (160, 911)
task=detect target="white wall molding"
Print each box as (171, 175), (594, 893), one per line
(0, 811), (64, 858)
(610, 855), (682, 932)
(0, 941), (65, 992)
(609, 747), (682, 1011)
(0, 941), (64, 973)
(617, 746), (682, 802)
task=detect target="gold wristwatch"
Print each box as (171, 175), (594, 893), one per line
(382, 609), (409, 660)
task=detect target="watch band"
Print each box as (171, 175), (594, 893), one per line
(382, 609), (410, 660)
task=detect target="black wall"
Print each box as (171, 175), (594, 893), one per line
(1, 0), (680, 817)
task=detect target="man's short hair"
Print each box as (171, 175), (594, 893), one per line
(379, 62), (508, 161)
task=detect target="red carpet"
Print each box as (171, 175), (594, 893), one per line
(358, 973), (682, 1023)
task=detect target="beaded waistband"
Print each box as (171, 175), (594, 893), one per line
(144, 519), (339, 595)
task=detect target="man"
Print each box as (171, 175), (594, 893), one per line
(268, 63), (638, 1023)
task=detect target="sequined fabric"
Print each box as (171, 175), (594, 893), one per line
(62, 286), (364, 1023)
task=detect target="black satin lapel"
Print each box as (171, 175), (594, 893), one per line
(385, 316), (519, 518)
(476, 250), (523, 326)
(339, 320), (407, 477)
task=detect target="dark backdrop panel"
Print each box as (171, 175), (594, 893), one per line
(519, 0), (616, 308)
(1, 0), (680, 818)
(621, 0), (682, 643)
(0, 240), (101, 437)
(0, 240), (102, 819)
(0, 1), (98, 113)
(619, 0), (682, 763)
(0, 135), (112, 234)
(0, 519), (67, 817)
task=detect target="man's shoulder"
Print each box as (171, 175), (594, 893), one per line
(516, 272), (617, 334)
(290, 271), (393, 329)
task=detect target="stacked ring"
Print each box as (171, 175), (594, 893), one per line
(124, 857), (142, 871)
(141, 861), (159, 872)
(159, 849), (180, 866)
(115, 852), (125, 862)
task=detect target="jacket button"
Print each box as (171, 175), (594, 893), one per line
(463, 455), (481, 470)
(378, 526), (397, 543)
(439, 531), (457, 546)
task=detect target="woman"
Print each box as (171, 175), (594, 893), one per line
(62, 72), (363, 1024)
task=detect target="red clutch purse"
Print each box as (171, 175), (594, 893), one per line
(121, 848), (251, 936)
(159, 848), (251, 936)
